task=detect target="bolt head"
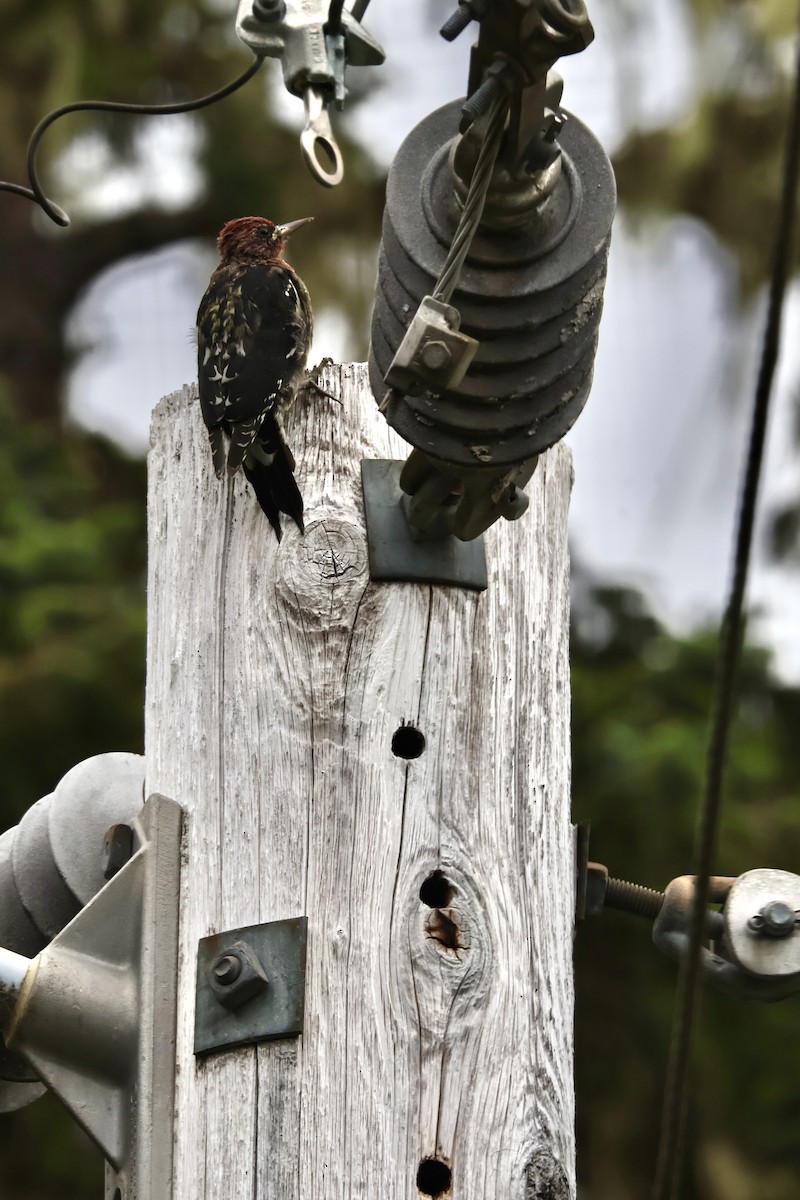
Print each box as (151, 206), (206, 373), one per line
(419, 339), (452, 372)
(754, 900), (798, 939)
(212, 953), (243, 985)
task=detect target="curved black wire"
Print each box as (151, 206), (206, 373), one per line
(327, 0), (346, 34)
(0, 55), (264, 228)
(652, 15), (800, 1200)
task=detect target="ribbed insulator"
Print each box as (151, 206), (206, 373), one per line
(368, 99), (616, 471)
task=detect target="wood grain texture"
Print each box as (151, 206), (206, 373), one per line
(145, 363), (575, 1200)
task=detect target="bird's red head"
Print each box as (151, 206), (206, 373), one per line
(216, 215), (313, 265)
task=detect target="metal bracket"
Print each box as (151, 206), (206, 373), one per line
(194, 916), (308, 1056)
(361, 460), (488, 591)
(1, 793), (182, 1200)
(385, 296), (479, 394)
(234, 0), (384, 186)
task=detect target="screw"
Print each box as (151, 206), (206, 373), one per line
(748, 901), (798, 939)
(420, 340), (452, 372)
(212, 953), (243, 985)
(605, 876), (666, 920)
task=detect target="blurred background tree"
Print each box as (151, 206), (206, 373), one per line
(0, 0), (799, 1197)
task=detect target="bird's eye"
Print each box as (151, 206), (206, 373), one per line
(258, 227), (274, 240)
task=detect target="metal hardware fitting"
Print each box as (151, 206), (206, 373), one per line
(360, 459), (489, 590)
(235, 0), (384, 186)
(580, 853), (800, 1003)
(386, 297), (479, 394)
(0, 793), (183, 1199)
(369, 0), (612, 542)
(723, 869), (800, 979)
(195, 915), (308, 1055)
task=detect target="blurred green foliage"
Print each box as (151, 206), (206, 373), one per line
(571, 583), (800, 1200)
(1, 0), (800, 1197)
(0, 388), (146, 820)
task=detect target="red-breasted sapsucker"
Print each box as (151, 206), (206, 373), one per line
(196, 215), (314, 540)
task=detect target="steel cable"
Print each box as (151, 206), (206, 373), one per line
(652, 13), (800, 1199)
(432, 88), (510, 304)
(379, 85), (509, 411)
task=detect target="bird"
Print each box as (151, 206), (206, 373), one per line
(196, 214), (315, 540)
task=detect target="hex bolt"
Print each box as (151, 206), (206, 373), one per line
(212, 953), (243, 985)
(420, 340), (453, 372)
(748, 900), (798, 939)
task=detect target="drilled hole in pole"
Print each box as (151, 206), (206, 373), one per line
(392, 724), (426, 760)
(417, 1158), (452, 1196)
(419, 870), (454, 909)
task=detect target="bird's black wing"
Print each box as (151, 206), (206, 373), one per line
(196, 263), (311, 471)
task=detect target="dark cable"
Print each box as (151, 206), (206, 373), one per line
(350, 0), (372, 22)
(433, 86), (510, 303)
(652, 14), (800, 1200)
(379, 85), (509, 413)
(0, 55), (264, 228)
(327, 0), (346, 34)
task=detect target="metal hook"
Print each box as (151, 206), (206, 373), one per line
(300, 86), (344, 187)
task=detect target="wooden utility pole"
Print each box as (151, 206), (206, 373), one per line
(145, 363), (575, 1199)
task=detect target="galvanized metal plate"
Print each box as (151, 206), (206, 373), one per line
(361, 459), (488, 591)
(194, 916), (308, 1056)
(725, 869), (800, 978)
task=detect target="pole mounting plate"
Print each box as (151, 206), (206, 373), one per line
(194, 916), (307, 1056)
(361, 459), (488, 590)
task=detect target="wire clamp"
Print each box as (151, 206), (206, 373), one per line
(385, 296), (479, 394)
(235, 0), (385, 186)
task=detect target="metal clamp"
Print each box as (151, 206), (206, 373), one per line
(652, 871), (800, 1002)
(581, 857), (800, 1003)
(235, 0), (384, 186)
(385, 297), (479, 394)
(0, 793), (183, 1200)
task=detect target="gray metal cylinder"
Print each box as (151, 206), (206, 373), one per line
(368, 98), (616, 470)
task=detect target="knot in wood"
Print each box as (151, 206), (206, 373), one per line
(304, 520), (366, 583)
(524, 1151), (570, 1199)
(277, 517), (367, 614)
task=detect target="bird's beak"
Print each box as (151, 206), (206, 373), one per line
(276, 217), (314, 238)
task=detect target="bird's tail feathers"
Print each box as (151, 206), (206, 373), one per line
(242, 419), (304, 541)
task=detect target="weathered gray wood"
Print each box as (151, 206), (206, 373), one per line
(145, 363), (575, 1200)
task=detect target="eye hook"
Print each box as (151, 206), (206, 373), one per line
(300, 85), (344, 188)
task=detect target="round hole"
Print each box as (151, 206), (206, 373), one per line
(392, 724), (425, 760)
(419, 871), (453, 909)
(417, 1158), (452, 1196)
(313, 135), (339, 172)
